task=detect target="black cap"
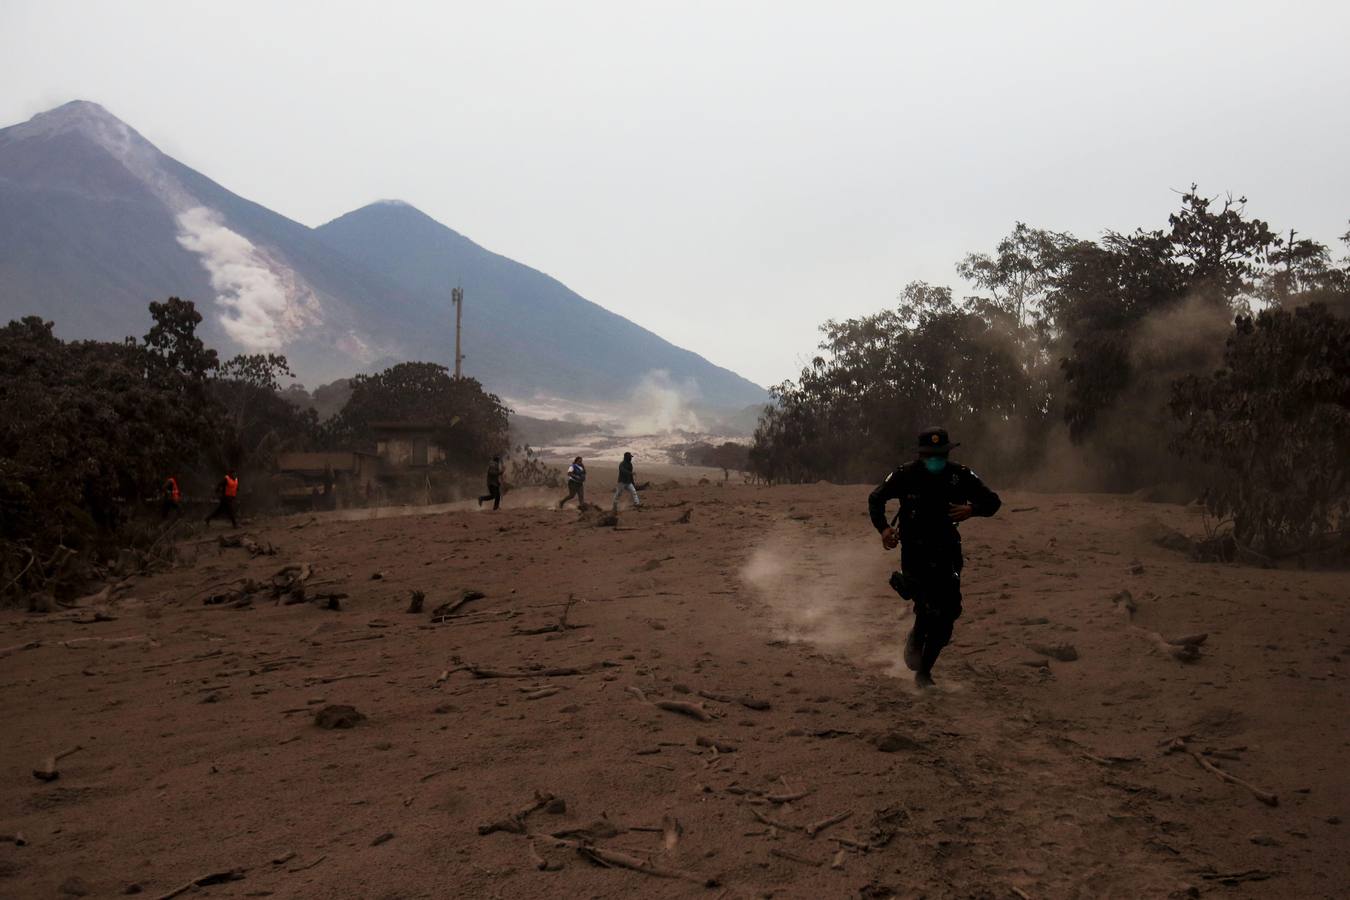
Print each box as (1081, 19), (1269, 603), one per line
(917, 426), (959, 456)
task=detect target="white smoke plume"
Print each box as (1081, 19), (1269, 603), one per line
(174, 206), (319, 351)
(624, 369), (704, 433)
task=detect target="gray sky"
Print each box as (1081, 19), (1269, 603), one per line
(3, 1), (1348, 388)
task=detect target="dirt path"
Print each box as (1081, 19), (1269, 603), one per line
(1, 483), (1346, 898)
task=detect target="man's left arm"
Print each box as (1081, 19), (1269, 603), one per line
(963, 468), (1001, 517)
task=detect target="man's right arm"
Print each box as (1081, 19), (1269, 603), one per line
(867, 469), (903, 533)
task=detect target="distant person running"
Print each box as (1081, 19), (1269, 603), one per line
(868, 427), (1001, 689)
(160, 475), (181, 519)
(478, 455), (503, 510)
(204, 470), (240, 528)
(612, 452), (641, 511)
(559, 456), (587, 509)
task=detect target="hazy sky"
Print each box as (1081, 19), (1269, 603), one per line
(3, 1), (1348, 387)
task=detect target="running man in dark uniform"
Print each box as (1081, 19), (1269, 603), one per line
(478, 456), (503, 510)
(868, 427), (1001, 688)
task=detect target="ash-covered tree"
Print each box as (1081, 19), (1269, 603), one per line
(325, 362), (510, 471)
(749, 281), (1046, 484)
(208, 353), (318, 473)
(1, 302), (219, 594)
(1171, 303), (1350, 560)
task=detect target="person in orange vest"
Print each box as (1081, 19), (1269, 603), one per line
(160, 475), (182, 519)
(205, 469), (239, 528)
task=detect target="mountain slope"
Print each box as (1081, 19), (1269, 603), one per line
(315, 201), (766, 407)
(0, 100), (766, 407)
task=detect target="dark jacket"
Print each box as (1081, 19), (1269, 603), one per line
(487, 461), (502, 486)
(868, 460), (1000, 567)
(617, 459), (635, 485)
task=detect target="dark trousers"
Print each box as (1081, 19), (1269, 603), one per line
(479, 484), (501, 510)
(901, 544), (963, 671)
(160, 497), (180, 520)
(559, 481), (586, 508)
(205, 496), (238, 528)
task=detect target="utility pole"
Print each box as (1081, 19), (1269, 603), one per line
(451, 286), (464, 379)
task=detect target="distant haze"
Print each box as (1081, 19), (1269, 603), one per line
(2, 1), (1347, 387)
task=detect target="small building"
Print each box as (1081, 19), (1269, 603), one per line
(275, 450), (380, 509)
(370, 421), (448, 468)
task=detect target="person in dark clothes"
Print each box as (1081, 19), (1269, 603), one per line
(478, 455), (503, 510)
(204, 470), (240, 528)
(868, 427), (1001, 689)
(559, 456), (587, 509)
(612, 452), (641, 511)
(160, 475), (182, 519)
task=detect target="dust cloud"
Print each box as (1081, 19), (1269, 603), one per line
(623, 369), (704, 433)
(739, 521), (910, 675)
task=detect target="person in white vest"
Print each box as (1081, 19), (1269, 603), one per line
(559, 456), (587, 509)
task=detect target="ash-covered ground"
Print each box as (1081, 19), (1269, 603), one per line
(1, 482), (1346, 898)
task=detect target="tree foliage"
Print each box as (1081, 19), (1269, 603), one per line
(324, 362), (510, 471)
(1171, 304), (1350, 558)
(750, 189), (1349, 538)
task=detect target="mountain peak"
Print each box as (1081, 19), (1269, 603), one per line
(2, 100), (156, 155)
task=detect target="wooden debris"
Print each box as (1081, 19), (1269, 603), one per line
(1028, 643), (1078, 662)
(371, 831), (394, 846)
(695, 736), (737, 753)
(830, 848), (847, 870)
(654, 700), (713, 721)
(431, 589), (487, 622)
(512, 594), (589, 636)
(769, 847), (822, 867)
(1147, 630), (1206, 663)
(32, 744), (83, 782)
(662, 815), (682, 852)
(523, 687), (562, 701)
(0, 640), (42, 659)
(287, 856), (326, 873)
(528, 839), (563, 871)
(805, 810), (852, 838)
(575, 844), (718, 886)
(313, 705), (365, 729)
(462, 660), (617, 679)
(750, 808), (803, 832)
(61, 635), (155, 649)
(477, 791), (558, 835)
(155, 868), (246, 900)
(1167, 738), (1277, 806)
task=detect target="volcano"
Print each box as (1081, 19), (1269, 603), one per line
(0, 100), (766, 408)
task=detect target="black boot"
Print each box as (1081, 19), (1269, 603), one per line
(915, 643), (943, 689)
